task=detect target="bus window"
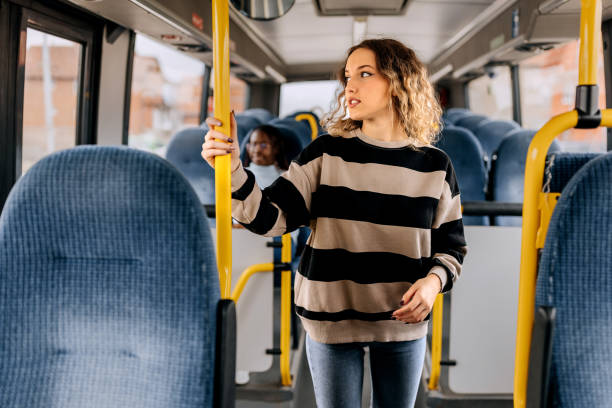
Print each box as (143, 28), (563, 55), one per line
(466, 66), (513, 121)
(279, 80), (339, 118)
(520, 40), (607, 152)
(206, 71), (249, 117)
(128, 34), (205, 155)
(22, 29), (81, 174)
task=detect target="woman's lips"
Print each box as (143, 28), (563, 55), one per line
(348, 98), (361, 108)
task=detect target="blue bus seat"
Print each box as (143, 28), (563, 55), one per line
(234, 113), (263, 144)
(0, 146), (234, 408)
(545, 152), (601, 193)
(284, 110), (324, 137)
(166, 127), (215, 205)
(533, 152), (612, 407)
(435, 126), (488, 225)
(492, 129), (561, 226)
(444, 108), (471, 124)
(268, 118), (312, 148)
(473, 120), (520, 165)
(454, 114), (489, 132)
(242, 108), (276, 124)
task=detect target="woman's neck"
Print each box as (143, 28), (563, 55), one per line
(360, 110), (406, 142)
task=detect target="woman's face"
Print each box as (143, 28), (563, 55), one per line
(344, 47), (391, 121)
(247, 130), (277, 166)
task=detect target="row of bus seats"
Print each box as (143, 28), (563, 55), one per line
(440, 108), (561, 226)
(0, 146), (235, 407)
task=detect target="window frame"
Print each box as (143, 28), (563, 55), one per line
(0, 0), (103, 212)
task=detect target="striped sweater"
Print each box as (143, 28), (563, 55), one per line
(231, 128), (467, 344)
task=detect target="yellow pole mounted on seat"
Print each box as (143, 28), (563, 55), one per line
(280, 233), (293, 386)
(428, 294), (444, 390)
(513, 1), (605, 406)
(212, 0), (232, 299)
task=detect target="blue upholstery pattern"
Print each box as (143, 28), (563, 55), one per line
(545, 152), (601, 193)
(242, 108), (275, 124)
(492, 129), (561, 226)
(0, 146), (220, 408)
(435, 126), (488, 225)
(166, 127), (215, 205)
(454, 114), (489, 132)
(473, 120), (520, 162)
(535, 152), (612, 407)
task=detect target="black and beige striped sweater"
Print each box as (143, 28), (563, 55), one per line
(231, 128), (467, 344)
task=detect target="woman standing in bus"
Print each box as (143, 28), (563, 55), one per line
(202, 38), (467, 408)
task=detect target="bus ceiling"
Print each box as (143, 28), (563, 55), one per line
(66, 0), (612, 84)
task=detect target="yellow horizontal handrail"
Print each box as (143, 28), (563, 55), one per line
(231, 263), (274, 303)
(428, 294), (444, 390)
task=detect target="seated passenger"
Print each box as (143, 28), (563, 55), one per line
(243, 124), (289, 188)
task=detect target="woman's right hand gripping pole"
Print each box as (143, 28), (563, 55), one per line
(201, 111), (241, 172)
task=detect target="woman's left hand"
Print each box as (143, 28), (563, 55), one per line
(392, 275), (441, 323)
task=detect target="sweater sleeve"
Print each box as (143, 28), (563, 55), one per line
(230, 138), (322, 237)
(428, 156), (468, 293)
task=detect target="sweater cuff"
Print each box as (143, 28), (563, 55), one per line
(231, 162), (249, 192)
(428, 266), (448, 293)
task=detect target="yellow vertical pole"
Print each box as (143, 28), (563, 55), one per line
(212, 0), (232, 299)
(578, 0), (601, 85)
(428, 294), (444, 390)
(280, 233), (293, 386)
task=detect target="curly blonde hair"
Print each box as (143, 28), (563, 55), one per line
(321, 38), (442, 147)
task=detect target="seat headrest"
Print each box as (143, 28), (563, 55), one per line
(165, 127), (215, 205)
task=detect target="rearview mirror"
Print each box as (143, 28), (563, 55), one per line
(230, 0), (295, 20)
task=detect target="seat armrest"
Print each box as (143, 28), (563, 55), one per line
(526, 306), (556, 408)
(214, 299), (236, 408)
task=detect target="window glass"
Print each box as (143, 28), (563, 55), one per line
(22, 28), (81, 174)
(279, 80), (339, 118)
(206, 71), (249, 117)
(466, 66), (513, 121)
(129, 34), (205, 155)
(520, 40), (606, 152)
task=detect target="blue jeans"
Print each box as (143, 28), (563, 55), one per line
(306, 334), (426, 408)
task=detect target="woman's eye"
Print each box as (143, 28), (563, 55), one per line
(361, 72), (372, 77)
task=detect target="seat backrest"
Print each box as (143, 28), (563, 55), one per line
(544, 152), (601, 194)
(535, 152), (612, 407)
(444, 108), (471, 124)
(454, 114), (489, 132)
(284, 110), (324, 137)
(166, 127), (215, 205)
(0, 146), (220, 408)
(234, 113), (263, 144)
(435, 126), (488, 225)
(492, 129), (561, 226)
(268, 118), (312, 147)
(473, 119), (520, 160)
(241, 108), (276, 123)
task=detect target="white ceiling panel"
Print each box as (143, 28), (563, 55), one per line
(241, 0), (496, 67)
